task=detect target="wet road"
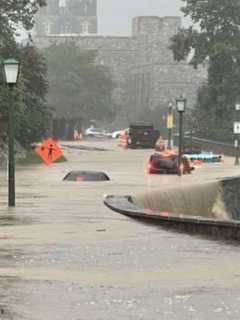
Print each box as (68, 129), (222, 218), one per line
(0, 140), (240, 319)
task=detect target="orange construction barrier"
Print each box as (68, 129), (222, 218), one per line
(118, 130), (128, 149)
(159, 149), (177, 158)
(155, 136), (165, 151)
(192, 160), (203, 168)
(73, 130), (82, 141)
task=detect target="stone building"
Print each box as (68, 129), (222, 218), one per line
(34, 0), (206, 133)
(35, 0), (98, 36)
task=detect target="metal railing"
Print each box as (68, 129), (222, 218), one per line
(176, 135), (236, 156)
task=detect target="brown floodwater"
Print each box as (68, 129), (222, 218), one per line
(0, 139), (240, 319)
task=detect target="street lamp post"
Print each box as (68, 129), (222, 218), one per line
(167, 102), (173, 149)
(234, 139), (239, 166)
(176, 97), (187, 175)
(3, 58), (20, 207)
(234, 102), (240, 166)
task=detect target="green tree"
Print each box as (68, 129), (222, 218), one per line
(0, 45), (49, 146)
(170, 0), (240, 141)
(17, 45), (49, 146)
(44, 42), (115, 123)
(0, 0), (46, 55)
(0, 0), (48, 146)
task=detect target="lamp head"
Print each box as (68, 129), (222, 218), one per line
(3, 58), (20, 84)
(235, 103), (240, 111)
(176, 97), (187, 113)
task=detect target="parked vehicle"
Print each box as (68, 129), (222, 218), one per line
(63, 171), (110, 181)
(148, 151), (193, 174)
(127, 123), (159, 149)
(184, 152), (223, 163)
(84, 127), (112, 138)
(111, 128), (129, 139)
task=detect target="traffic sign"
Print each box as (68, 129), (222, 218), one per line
(234, 122), (240, 134)
(35, 138), (63, 166)
(167, 114), (173, 129)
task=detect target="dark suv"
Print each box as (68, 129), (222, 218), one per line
(128, 123), (159, 149)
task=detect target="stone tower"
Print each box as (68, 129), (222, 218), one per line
(35, 0), (98, 36)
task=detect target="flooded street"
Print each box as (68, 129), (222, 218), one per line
(0, 140), (240, 319)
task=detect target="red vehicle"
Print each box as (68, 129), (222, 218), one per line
(148, 150), (193, 175)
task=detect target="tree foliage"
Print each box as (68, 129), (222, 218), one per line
(0, 0), (46, 47)
(44, 42), (115, 123)
(0, 0), (48, 147)
(17, 45), (49, 146)
(0, 45), (49, 146)
(0, 0), (45, 29)
(170, 0), (240, 140)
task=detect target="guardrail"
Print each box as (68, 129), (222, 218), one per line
(178, 136), (236, 156)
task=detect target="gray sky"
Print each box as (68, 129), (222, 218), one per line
(98, 0), (184, 36)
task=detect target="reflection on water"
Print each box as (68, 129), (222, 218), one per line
(0, 276), (21, 319)
(0, 214), (36, 227)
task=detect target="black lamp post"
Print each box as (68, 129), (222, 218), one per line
(3, 58), (20, 207)
(167, 102), (173, 149)
(176, 96), (187, 175)
(234, 102), (240, 166)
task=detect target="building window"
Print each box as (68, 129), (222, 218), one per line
(65, 23), (72, 34)
(59, 0), (66, 8)
(81, 21), (90, 34)
(44, 22), (52, 34)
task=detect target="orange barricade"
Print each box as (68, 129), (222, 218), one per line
(73, 130), (82, 141)
(192, 160), (203, 168)
(155, 136), (165, 151)
(118, 131), (128, 149)
(159, 149), (177, 157)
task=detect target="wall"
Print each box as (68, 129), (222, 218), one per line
(34, 15), (207, 127)
(35, 0), (98, 35)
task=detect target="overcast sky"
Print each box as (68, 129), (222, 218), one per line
(98, 0), (184, 36)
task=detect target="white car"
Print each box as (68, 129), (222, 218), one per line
(111, 130), (122, 139)
(84, 127), (111, 138)
(111, 128), (129, 139)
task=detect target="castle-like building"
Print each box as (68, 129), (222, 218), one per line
(35, 0), (97, 35)
(34, 0), (206, 128)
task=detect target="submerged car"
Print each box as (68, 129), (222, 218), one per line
(63, 171), (110, 182)
(184, 152), (222, 163)
(148, 151), (193, 174)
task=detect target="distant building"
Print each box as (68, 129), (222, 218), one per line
(34, 1), (206, 132)
(35, 0), (98, 36)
